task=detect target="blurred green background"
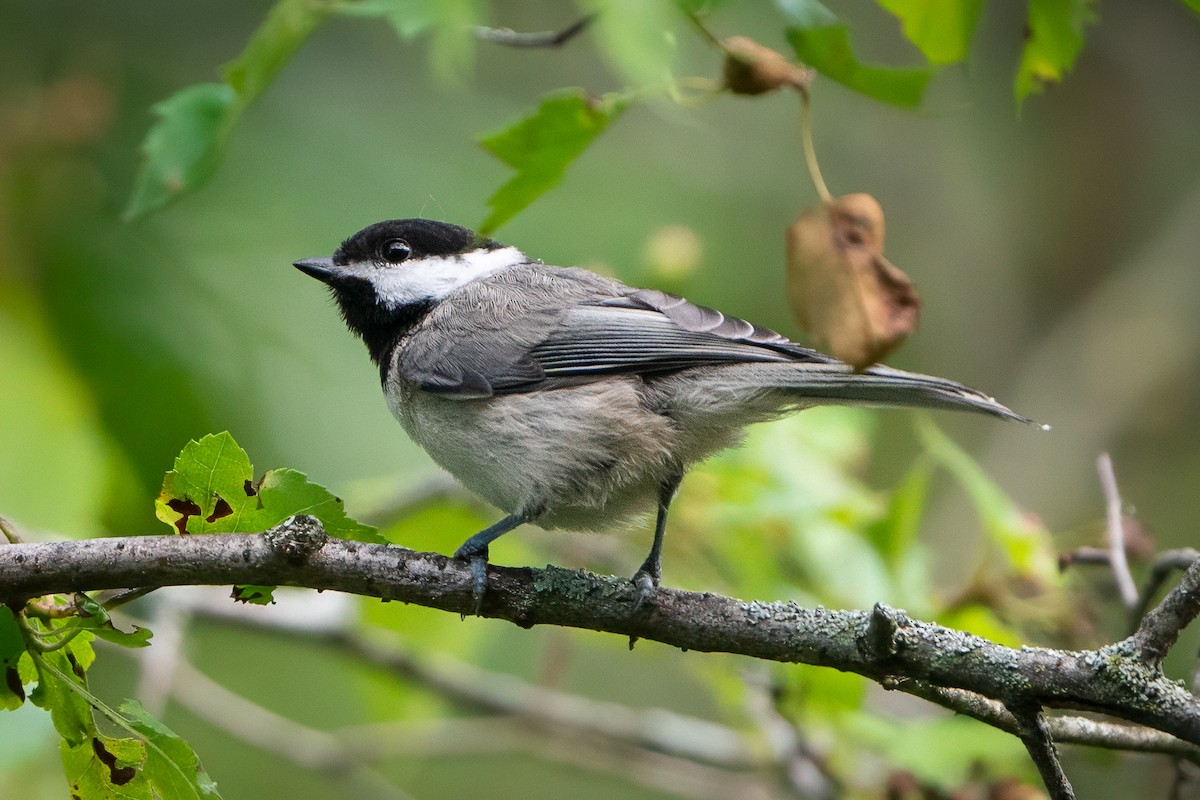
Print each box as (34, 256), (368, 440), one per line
(2, 1), (1199, 798)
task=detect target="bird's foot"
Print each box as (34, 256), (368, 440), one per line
(453, 544), (489, 617)
(630, 567), (659, 614)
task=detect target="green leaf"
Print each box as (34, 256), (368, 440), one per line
(865, 456), (931, 567)
(0, 608), (27, 710)
(477, 89), (632, 235)
(121, 700), (221, 800)
(588, 0), (678, 88)
(876, 0), (983, 64)
(126, 0), (329, 218)
(1014, 0), (1097, 105)
(916, 418), (1057, 582)
(846, 713), (1031, 787)
(155, 431), (383, 544)
(29, 634), (97, 746)
(780, 0), (932, 107)
(61, 734), (150, 800)
(1181, 0), (1200, 14)
(75, 596), (154, 649)
(123, 83), (239, 220)
(338, 0), (481, 79)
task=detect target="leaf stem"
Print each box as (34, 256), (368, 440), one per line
(800, 91), (832, 205)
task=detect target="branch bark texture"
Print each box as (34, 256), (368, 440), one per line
(3, 521), (1199, 757)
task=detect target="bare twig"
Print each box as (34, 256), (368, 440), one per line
(1097, 453), (1138, 609)
(473, 15), (593, 49)
(0, 515), (22, 544)
(1130, 557), (1200, 668)
(1129, 548), (1200, 635)
(1011, 705), (1076, 800)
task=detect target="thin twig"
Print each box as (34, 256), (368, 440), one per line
(1010, 705), (1076, 800)
(1131, 557), (1200, 668)
(799, 91), (832, 205)
(1097, 453), (1138, 609)
(1128, 548), (1200, 636)
(473, 15), (593, 49)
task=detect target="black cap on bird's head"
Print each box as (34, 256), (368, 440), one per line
(293, 219), (516, 364)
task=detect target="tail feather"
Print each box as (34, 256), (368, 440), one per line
(778, 362), (1034, 424)
(669, 361), (1037, 425)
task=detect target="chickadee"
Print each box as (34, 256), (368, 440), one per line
(295, 219), (1032, 611)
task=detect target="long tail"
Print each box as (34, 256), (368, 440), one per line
(669, 362), (1037, 426)
(779, 362), (1033, 424)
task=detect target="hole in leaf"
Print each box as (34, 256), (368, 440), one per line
(206, 496), (233, 523)
(5, 667), (24, 702)
(166, 498), (202, 535)
(92, 738), (137, 785)
(243, 479), (257, 497)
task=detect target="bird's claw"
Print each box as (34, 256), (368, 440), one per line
(453, 545), (489, 618)
(631, 569), (658, 614)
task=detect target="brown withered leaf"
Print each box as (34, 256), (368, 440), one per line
(786, 193), (920, 370)
(722, 36), (812, 96)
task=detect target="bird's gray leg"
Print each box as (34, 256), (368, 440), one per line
(632, 474), (683, 612)
(453, 511), (534, 616)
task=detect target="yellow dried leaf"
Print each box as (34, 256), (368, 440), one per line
(786, 193), (920, 370)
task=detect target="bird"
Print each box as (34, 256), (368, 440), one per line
(294, 218), (1033, 612)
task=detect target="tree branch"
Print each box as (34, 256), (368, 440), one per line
(2, 517), (1199, 772)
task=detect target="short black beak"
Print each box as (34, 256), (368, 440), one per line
(293, 257), (337, 282)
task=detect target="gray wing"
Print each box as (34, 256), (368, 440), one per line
(526, 289), (835, 381)
(402, 285), (835, 397)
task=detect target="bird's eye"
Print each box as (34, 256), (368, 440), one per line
(380, 239), (412, 264)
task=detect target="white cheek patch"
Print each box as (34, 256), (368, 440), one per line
(369, 246), (525, 307)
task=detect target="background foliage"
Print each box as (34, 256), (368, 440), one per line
(2, 0), (1199, 797)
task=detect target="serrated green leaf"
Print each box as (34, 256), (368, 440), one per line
(155, 431), (382, 544)
(1014, 0), (1096, 105)
(780, 0), (932, 107)
(61, 734), (150, 800)
(478, 89), (631, 235)
(917, 417), (1057, 582)
(126, 0), (328, 218)
(121, 700), (221, 800)
(0, 607), (27, 710)
(876, 0), (983, 64)
(124, 83), (238, 220)
(75, 596), (154, 649)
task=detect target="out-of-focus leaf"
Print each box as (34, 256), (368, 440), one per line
(1014, 0), (1096, 105)
(588, 0), (677, 89)
(0, 608), (27, 710)
(876, 0), (983, 65)
(126, 0), (329, 218)
(124, 83), (238, 220)
(478, 89), (631, 234)
(780, 0), (932, 107)
(786, 193), (921, 370)
(222, 0), (331, 98)
(75, 597), (154, 649)
(155, 431), (383, 544)
(342, 0), (481, 79)
(917, 418), (1057, 583)
(846, 713), (1032, 788)
(865, 457), (931, 567)
(782, 663), (869, 717)
(61, 734), (149, 800)
(121, 700), (221, 800)
(1181, 0), (1200, 14)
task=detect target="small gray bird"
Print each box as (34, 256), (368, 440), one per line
(295, 219), (1032, 611)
